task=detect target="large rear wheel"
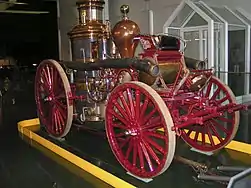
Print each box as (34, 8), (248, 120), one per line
(181, 76), (239, 152)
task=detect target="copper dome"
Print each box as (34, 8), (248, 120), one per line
(111, 5), (140, 58)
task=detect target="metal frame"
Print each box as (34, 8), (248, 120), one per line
(227, 168), (251, 188)
(236, 8), (251, 97)
(163, 0), (251, 102)
(164, 0), (214, 68)
(198, 1), (229, 84)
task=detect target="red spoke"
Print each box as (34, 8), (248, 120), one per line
(137, 142), (145, 170)
(51, 105), (56, 132)
(206, 125), (215, 147)
(52, 67), (58, 94)
(135, 89), (141, 120)
(55, 109), (65, 131)
(38, 80), (49, 92)
(126, 88), (135, 118)
(145, 131), (166, 140)
(125, 139), (134, 159)
(141, 108), (157, 126)
(113, 100), (130, 120)
(53, 107), (60, 133)
(210, 119), (230, 135)
(140, 97), (149, 119)
(193, 130), (199, 142)
(41, 68), (51, 89)
(143, 135), (165, 154)
(54, 101), (67, 121)
(140, 141), (153, 172)
(147, 116), (161, 125)
(142, 122), (163, 131)
(40, 77), (51, 93)
(217, 96), (229, 104)
(186, 129), (192, 137)
(207, 122), (223, 142)
(112, 123), (127, 130)
(201, 130), (205, 145)
(132, 141), (138, 167)
(204, 81), (213, 97)
(54, 99), (67, 109)
(142, 139), (160, 165)
(119, 137), (130, 148)
(217, 116), (233, 124)
(46, 65), (53, 89)
(115, 132), (126, 138)
(210, 87), (220, 101)
(118, 91), (132, 117)
(109, 109), (129, 125)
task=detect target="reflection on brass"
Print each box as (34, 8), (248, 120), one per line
(184, 56), (206, 70)
(159, 62), (181, 84)
(138, 57), (159, 85)
(69, 0), (105, 38)
(138, 72), (157, 85)
(189, 75), (207, 91)
(91, 41), (99, 59)
(139, 61), (182, 85)
(111, 5), (140, 58)
(68, 20), (104, 39)
(68, 0), (108, 62)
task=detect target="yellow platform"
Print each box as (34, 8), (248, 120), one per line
(18, 118), (251, 188)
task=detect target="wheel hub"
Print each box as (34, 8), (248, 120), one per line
(125, 122), (141, 136)
(44, 95), (54, 102)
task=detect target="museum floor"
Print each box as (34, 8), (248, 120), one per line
(0, 78), (251, 188)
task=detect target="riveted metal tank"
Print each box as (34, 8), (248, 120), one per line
(111, 5), (140, 58)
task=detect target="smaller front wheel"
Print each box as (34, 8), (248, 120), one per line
(106, 81), (176, 179)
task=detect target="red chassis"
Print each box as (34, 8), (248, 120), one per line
(34, 34), (250, 179)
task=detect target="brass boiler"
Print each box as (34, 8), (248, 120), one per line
(67, 0), (111, 121)
(68, 0), (110, 63)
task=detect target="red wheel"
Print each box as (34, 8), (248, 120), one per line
(106, 81), (176, 178)
(35, 59), (73, 138)
(181, 76), (239, 152)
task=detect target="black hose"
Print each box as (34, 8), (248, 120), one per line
(61, 58), (159, 77)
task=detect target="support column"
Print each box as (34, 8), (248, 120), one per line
(57, 0), (78, 61)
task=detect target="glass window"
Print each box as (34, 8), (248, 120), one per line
(194, 2), (223, 23)
(211, 7), (245, 26)
(169, 4), (194, 27)
(184, 13), (208, 27)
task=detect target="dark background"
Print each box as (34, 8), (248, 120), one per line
(0, 0), (59, 66)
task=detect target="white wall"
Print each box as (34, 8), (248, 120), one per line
(109, 0), (180, 34)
